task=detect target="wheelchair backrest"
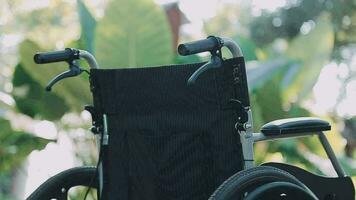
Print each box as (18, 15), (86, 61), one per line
(89, 57), (250, 200)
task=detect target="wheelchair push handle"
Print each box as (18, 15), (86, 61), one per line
(178, 36), (244, 84)
(34, 48), (80, 64)
(33, 48), (99, 91)
(178, 36), (243, 58)
(178, 36), (223, 56)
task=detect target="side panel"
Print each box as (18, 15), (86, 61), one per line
(263, 162), (355, 200)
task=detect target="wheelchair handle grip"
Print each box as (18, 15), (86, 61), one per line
(178, 36), (223, 56)
(34, 48), (80, 64)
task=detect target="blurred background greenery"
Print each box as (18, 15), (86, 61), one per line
(0, 0), (355, 199)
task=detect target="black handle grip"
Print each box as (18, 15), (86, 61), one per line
(178, 36), (222, 56)
(34, 48), (79, 64)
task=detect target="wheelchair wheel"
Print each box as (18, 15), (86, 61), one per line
(26, 166), (98, 200)
(209, 166), (317, 200)
(245, 181), (318, 200)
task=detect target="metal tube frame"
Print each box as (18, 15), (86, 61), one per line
(238, 109), (255, 169)
(220, 38), (255, 169)
(318, 132), (346, 177)
(222, 37), (243, 58)
(252, 131), (345, 177)
(77, 50), (104, 197)
(219, 39), (345, 177)
(79, 50), (99, 69)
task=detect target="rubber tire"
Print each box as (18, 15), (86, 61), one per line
(26, 166), (98, 200)
(209, 166), (317, 200)
(245, 181), (318, 200)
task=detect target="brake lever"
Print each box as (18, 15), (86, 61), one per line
(46, 64), (83, 91)
(187, 55), (222, 85)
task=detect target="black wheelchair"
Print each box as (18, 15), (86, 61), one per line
(27, 36), (354, 200)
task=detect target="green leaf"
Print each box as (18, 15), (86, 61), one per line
(77, 0), (96, 53)
(233, 36), (258, 61)
(254, 77), (286, 122)
(339, 157), (356, 176)
(246, 59), (292, 130)
(16, 0), (78, 49)
(280, 62), (302, 90)
(0, 118), (51, 172)
(285, 14), (334, 102)
(19, 40), (92, 112)
(250, 94), (265, 131)
(95, 0), (174, 68)
(246, 58), (290, 91)
(174, 55), (202, 64)
(12, 63), (69, 120)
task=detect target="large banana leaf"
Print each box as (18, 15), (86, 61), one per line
(95, 0), (174, 68)
(246, 58), (290, 91)
(284, 14), (334, 102)
(242, 58), (297, 132)
(0, 118), (51, 172)
(247, 59), (313, 169)
(77, 0), (96, 53)
(254, 77), (286, 122)
(12, 63), (69, 120)
(234, 36), (258, 61)
(19, 40), (92, 112)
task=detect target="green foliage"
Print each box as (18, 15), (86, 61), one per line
(68, 186), (97, 200)
(246, 3), (351, 174)
(174, 55), (202, 64)
(12, 63), (69, 120)
(284, 14), (334, 102)
(247, 58), (318, 170)
(250, 94), (265, 131)
(95, 0), (174, 68)
(77, 0), (96, 53)
(0, 118), (50, 172)
(250, 0), (326, 46)
(0, 118), (50, 199)
(339, 157), (356, 176)
(246, 59), (295, 129)
(19, 40), (92, 111)
(249, 60), (325, 172)
(14, 0), (78, 49)
(247, 59), (291, 91)
(254, 77), (286, 123)
(249, 0), (354, 61)
(324, 0), (355, 54)
(3, 1), (353, 195)
(233, 36), (257, 61)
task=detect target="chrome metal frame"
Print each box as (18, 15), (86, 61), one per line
(252, 131), (345, 177)
(77, 50), (104, 197)
(219, 38), (345, 177)
(79, 50), (99, 69)
(222, 37), (243, 58)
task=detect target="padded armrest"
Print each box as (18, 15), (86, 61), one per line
(260, 117), (331, 136)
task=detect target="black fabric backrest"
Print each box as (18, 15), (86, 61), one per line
(90, 57), (249, 200)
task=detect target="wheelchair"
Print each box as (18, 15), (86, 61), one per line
(27, 36), (354, 200)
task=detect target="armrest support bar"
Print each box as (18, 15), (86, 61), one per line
(318, 132), (346, 177)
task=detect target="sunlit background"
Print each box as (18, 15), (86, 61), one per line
(0, 0), (355, 199)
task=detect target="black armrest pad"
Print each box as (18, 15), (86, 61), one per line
(260, 117), (331, 136)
